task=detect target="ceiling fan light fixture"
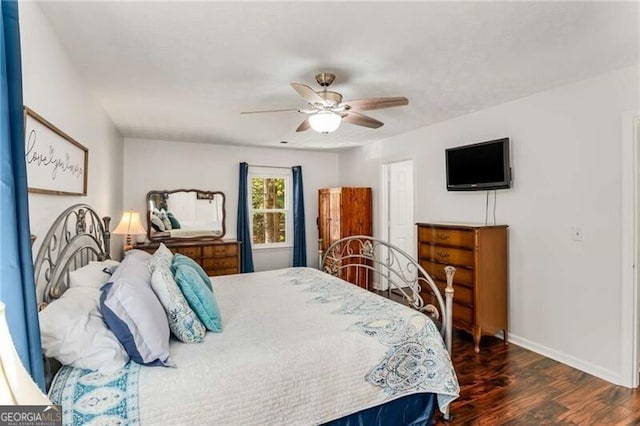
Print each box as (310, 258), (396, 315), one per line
(309, 111), (341, 134)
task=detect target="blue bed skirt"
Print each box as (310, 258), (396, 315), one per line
(323, 393), (437, 426)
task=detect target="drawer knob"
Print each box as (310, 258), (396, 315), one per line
(436, 233), (449, 240)
(436, 250), (450, 259)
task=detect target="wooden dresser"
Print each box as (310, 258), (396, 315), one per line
(134, 240), (241, 277)
(318, 187), (372, 288)
(416, 223), (508, 352)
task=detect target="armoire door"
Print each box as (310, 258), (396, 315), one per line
(318, 187), (372, 289)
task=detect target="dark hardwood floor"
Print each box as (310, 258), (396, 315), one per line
(434, 331), (640, 425)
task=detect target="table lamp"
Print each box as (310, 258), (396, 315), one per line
(113, 209), (147, 251)
(0, 302), (51, 405)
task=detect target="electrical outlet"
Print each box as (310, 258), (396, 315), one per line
(572, 225), (584, 242)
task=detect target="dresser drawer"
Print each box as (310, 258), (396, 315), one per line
(174, 246), (201, 258)
(203, 257), (238, 269)
(420, 260), (474, 286)
(419, 244), (474, 267)
(418, 227), (474, 248)
(421, 280), (473, 308)
(421, 293), (474, 326)
(438, 280), (473, 307)
(452, 303), (473, 328)
(203, 243), (238, 258)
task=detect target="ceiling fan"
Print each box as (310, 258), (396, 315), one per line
(240, 73), (409, 134)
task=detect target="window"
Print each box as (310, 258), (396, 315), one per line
(249, 167), (292, 248)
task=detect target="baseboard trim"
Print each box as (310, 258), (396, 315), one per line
(508, 333), (623, 387)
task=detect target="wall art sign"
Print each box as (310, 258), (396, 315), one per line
(24, 107), (88, 196)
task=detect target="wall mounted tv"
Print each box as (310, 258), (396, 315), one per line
(446, 138), (511, 191)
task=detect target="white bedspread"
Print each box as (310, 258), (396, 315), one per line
(51, 267), (459, 425)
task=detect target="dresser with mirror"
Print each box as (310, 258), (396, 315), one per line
(134, 189), (241, 276)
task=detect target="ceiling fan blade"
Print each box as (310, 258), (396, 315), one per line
(344, 97), (408, 112)
(342, 111), (384, 129)
(296, 118), (310, 132)
(240, 108), (300, 114)
(290, 83), (329, 106)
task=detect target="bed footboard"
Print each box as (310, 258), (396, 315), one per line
(321, 236), (456, 420)
(319, 236), (455, 357)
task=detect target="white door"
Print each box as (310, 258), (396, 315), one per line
(388, 160), (415, 255)
(621, 113), (639, 388)
(381, 160), (415, 290)
(635, 117), (640, 386)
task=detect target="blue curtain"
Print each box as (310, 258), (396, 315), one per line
(292, 166), (306, 267)
(0, 1), (45, 389)
(237, 162), (254, 272)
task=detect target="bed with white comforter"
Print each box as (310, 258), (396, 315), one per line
(49, 267), (459, 425)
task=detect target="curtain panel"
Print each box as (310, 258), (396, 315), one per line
(237, 162), (255, 273)
(0, 0), (45, 389)
(292, 166), (306, 267)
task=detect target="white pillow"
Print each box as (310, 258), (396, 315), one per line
(158, 209), (172, 230)
(39, 287), (129, 372)
(150, 214), (165, 232)
(101, 250), (174, 367)
(68, 260), (120, 289)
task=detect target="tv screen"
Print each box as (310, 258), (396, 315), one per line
(446, 138), (511, 191)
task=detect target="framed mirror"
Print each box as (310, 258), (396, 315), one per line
(146, 189), (226, 241)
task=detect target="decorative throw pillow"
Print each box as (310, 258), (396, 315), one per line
(69, 260), (120, 290)
(39, 287), (129, 372)
(147, 243), (174, 273)
(159, 209), (172, 230)
(172, 253), (212, 291)
(100, 251), (174, 367)
(150, 214), (165, 232)
(151, 266), (206, 343)
(166, 212), (181, 229)
(173, 264), (222, 332)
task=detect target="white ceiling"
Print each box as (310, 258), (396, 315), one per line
(37, 1), (639, 150)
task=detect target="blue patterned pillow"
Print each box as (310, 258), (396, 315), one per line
(150, 266), (206, 343)
(172, 253), (212, 291)
(173, 264), (222, 332)
(147, 243), (174, 273)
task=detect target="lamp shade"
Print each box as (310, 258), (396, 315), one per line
(308, 111), (341, 134)
(0, 302), (51, 405)
(113, 210), (146, 236)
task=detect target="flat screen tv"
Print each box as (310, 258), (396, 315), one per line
(446, 138), (511, 191)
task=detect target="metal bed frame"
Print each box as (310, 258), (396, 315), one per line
(33, 204), (111, 311)
(32, 204), (112, 387)
(320, 236), (456, 420)
(33, 206), (456, 419)
(320, 236), (456, 357)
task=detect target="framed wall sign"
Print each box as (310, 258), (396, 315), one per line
(24, 107), (88, 196)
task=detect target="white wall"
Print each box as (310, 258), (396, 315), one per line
(123, 139), (339, 270)
(19, 2), (124, 258)
(338, 65), (640, 385)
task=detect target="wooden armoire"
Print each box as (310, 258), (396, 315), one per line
(318, 187), (372, 288)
